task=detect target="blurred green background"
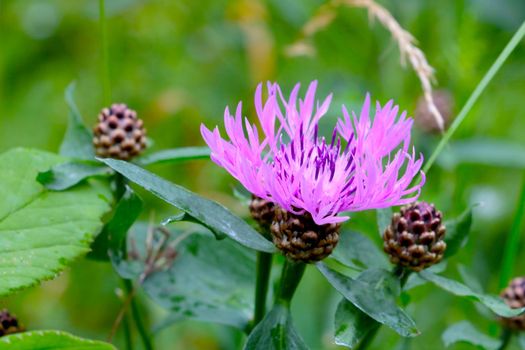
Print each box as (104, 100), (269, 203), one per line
(1, 0), (525, 349)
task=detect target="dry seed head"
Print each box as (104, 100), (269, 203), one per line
(0, 309), (24, 337)
(500, 277), (525, 331)
(93, 103), (147, 160)
(271, 207), (340, 263)
(415, 90), (454, 134)
(383, 202), (446, 272)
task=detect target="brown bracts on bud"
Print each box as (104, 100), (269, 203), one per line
(0, 309), (24, 337)
(249, 196), (275, 230)
(271, 207), (340, 263)
(93, 103), (147, 160)
(500, 277), (525, 330)
(383, 202), (446, 272)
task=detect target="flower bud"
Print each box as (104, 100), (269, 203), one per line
(249, 196), (275, 230)
(0, 309), (24, 337)
(383, 202), (446, 271)
(415, 90), (454, 134)
(271, 207), (340, 263)
(93, 103), (147, 160)
(500, 277), (525, 330)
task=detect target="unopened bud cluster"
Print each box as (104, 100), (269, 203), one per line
(93, 103), (147, 160)
(383, 202), (446, 272)
(500, 277), (525, 331)
(0, 309), (24, 337)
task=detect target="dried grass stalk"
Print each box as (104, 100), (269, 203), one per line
(286, 0), (444, 131)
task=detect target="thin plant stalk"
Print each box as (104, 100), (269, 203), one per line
(422, 20), (525, 176)
(99, 0), (111, 104)
(253, 251), (273, 328)
(275, 259), (307, 307)
(124, 279), (154, 350)
(498, 328), (513, 350)
(122, 314), (134, 350)
(499, 173), (525, 289)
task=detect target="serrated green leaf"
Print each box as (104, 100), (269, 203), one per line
(137, 147), (210, 166)
(317, 264), (419, 337)
(0, 330), (116, 349)
(0, 148), (111, 296)
(420, 271), (525, 317)
(441, 321), (501, 350)
(244, 304), (309, 350)
(90, 186), (143, 260)
(116, 225), (256, 330)
(331, 230), (389, 271)
(444, 207), (473, 258)
(59, 82), (95, 160)
(37, 161), (111, 190)
(376, 208), (393, 236)
(100, 158), (275, 253)
(334, 298), (379, 348)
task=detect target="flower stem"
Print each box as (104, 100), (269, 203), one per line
(124, 279), (154, 350)
(122, 313), (134, 350)
(275, 259), (306, 307)
(253, 251), (273, 328)
(498, 328), (513, 350)
(99, 0), (111, 105)
(499, 173), (525, 289)
(421, 19), (525, 176)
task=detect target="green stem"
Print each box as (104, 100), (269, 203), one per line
(253, 251), (273, 328)
(499, 174), (525, 289)
(498, 328), (513, 350)
(421, 20), (525, 176)
(99, 0), (111, 104)
(122, 313), (134, 350)
(124, 279), (154, 350)
(275, 259), (307, 307)
(355, 266), (411, 350)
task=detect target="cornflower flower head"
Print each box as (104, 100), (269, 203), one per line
(201, 81), (425, 261)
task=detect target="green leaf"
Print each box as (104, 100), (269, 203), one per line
(444, 207), (473, 258)
(441, 321), (501, 350)
(437, 138), (525, 169)
(0, 148), (111, 296)
(244, 304), (309, 350)
(331, 230), (389, 271)
(59, 82), (95, 160)
(376, 208), (393, 236)
(100, 158), (275, 253)
(334, 299), (379, 348)
(116, 225), (257, 330)
(90, 186), (143, 260)
(518, 333), (525, 350)
(317, 264), (419, 337)
(0, 330), (116, 349)
(420, 271), (525, 317)
(37, 161), (111, 191)
(137, 147), (210, 166)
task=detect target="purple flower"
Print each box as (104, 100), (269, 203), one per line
(201, 81), (425, 225)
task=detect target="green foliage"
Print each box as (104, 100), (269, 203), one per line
(137, 147), (210, 166)
(331, 230), (389, 271)
(317, 264), (418, 337)
(117, 225), (256, 330)
(59, 83), (95, 160)
(376, 208), (393, 236)
(441, 321), (501, 350)
(90, 185), (143, 260)
(334, 299), (379, 348)
(420, 271), (525, 317)
(37, 161), (111, 190)
(0, 330), (116, 349)
(0, 148), (111, 296)
(444, 207), (474, 258)
(100, 158), (275, 253)
(244, 304), (309, 350)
